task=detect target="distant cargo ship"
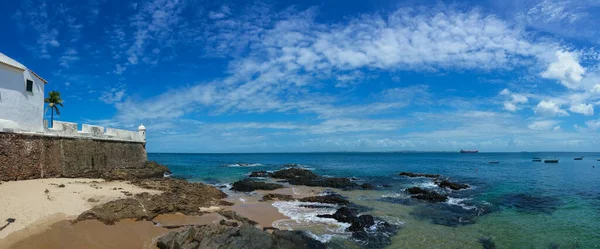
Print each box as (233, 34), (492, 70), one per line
(460, 149), (479, 153)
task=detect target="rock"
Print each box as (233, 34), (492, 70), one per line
(217, 210), (258, 226)
(299, 194), (349, 205)
(318, 207), (357, 223)
(230, 179), (283, 192)
(437, 180), (469, 190)
(271, 168), (359, 189)
(283, 164), (300, 167)
(399, 172), (440, 178)
(58, 184), (65, 188)
(102, 161), (171, 180)
(317, 207), (389, 237)
(219, 219), (239, 227)
(405, 187), (448, 202)
(87, 198), (99, 203)
(361, 183), (375, 189)
(262, 193), (295, 202)
(271, 168), (319, 180)
(348, 215), (375, 232)
(250, 170), (272, 177)
(76, 179), (232, 225)
(156, 224), (326, 249)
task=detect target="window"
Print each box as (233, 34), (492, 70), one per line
(26, 80), (33, 93)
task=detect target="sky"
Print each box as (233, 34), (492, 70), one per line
(2, 0), (600, 153)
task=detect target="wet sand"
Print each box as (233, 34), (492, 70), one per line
(3, 213), (225, 249)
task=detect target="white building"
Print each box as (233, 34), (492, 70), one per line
(0, 52), (47, 133)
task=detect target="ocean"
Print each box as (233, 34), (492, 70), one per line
(148, 152), (600, 248)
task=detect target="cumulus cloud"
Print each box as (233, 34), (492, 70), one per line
(534, 100), (569, 117)
(541, 50), (586, 89)
(527, 120), (560, 131)
(499, 89), (528, 112)
(569, 103), (594, 116)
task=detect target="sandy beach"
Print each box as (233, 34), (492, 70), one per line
(0, 178), (162, 248)
(0, 177), (320, 249)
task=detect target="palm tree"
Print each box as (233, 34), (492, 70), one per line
(44, 91), (63, 128)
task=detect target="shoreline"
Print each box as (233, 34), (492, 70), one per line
(1, 166), (406, 249)
(0, 175), (336, 249)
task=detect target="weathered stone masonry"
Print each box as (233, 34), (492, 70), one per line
(0, 132), (147, 181)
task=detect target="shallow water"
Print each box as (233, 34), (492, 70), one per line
(149, 152), (600, 248)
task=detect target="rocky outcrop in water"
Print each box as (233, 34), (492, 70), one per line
(399, 172), (440, 178)
(318, 207), (399, 248)
(271, 168), (361, 189)
(230, 179), (283, 192)
(76, 179), (232, 224)
(299, 194), (350, 205)
(405, 187), (448, 202)
(249, 170), (272, 177)
(437, 180), (469, 190)
(156, 224), (326, 249)
(261, 193), (295, 201)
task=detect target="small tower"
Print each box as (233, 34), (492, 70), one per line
(138, 123), (146, 141)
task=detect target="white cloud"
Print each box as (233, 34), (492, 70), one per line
(526, 0), (587, 24)
(586, 119), (600, 130)
(541, 50), (586, 89)
(534, 100), (569, 117)
(101, 88), (126, 104)
(59, 48), (79, 68)
(500, 89), (528, 112)
(527, 120), (560, 131)
(503, 102), (517, 112)
(569, 103), (594, 116)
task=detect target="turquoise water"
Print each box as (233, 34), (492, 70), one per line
(149, 152), (600, 248)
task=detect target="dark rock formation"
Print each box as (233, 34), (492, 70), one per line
(271, 168), (359, 189)
(271, 168), (319, 180)
(250, 170), (272, 177)
(437, 180), (469, 190)
(283, 164), (300, 167)
(348, 214), (375, 232)
(76, 179), (232, 225)
(361, 183), (375, 189)
(405, 187), (448, 202)
(318, 207), (399, 248)
(217, 210), (259, 226)
(219, 219), (239, 227)
(399, 172), (440, 178)
(156, 224), (326, 249)
(299, 194), (349, 205)
(230, 179), (283, 192)
(317, 207), (375, 231)
(318, 207), (358, 224)
(262, 193), (295, 202)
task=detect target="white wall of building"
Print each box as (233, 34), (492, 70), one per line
(0, 63), (45, 132)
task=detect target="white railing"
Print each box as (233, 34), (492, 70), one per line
(39, 120), (146, 142)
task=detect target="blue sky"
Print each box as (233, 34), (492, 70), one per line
(2, 0), (600, 152)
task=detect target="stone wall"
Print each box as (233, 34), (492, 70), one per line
(0, 132), (147, 181)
